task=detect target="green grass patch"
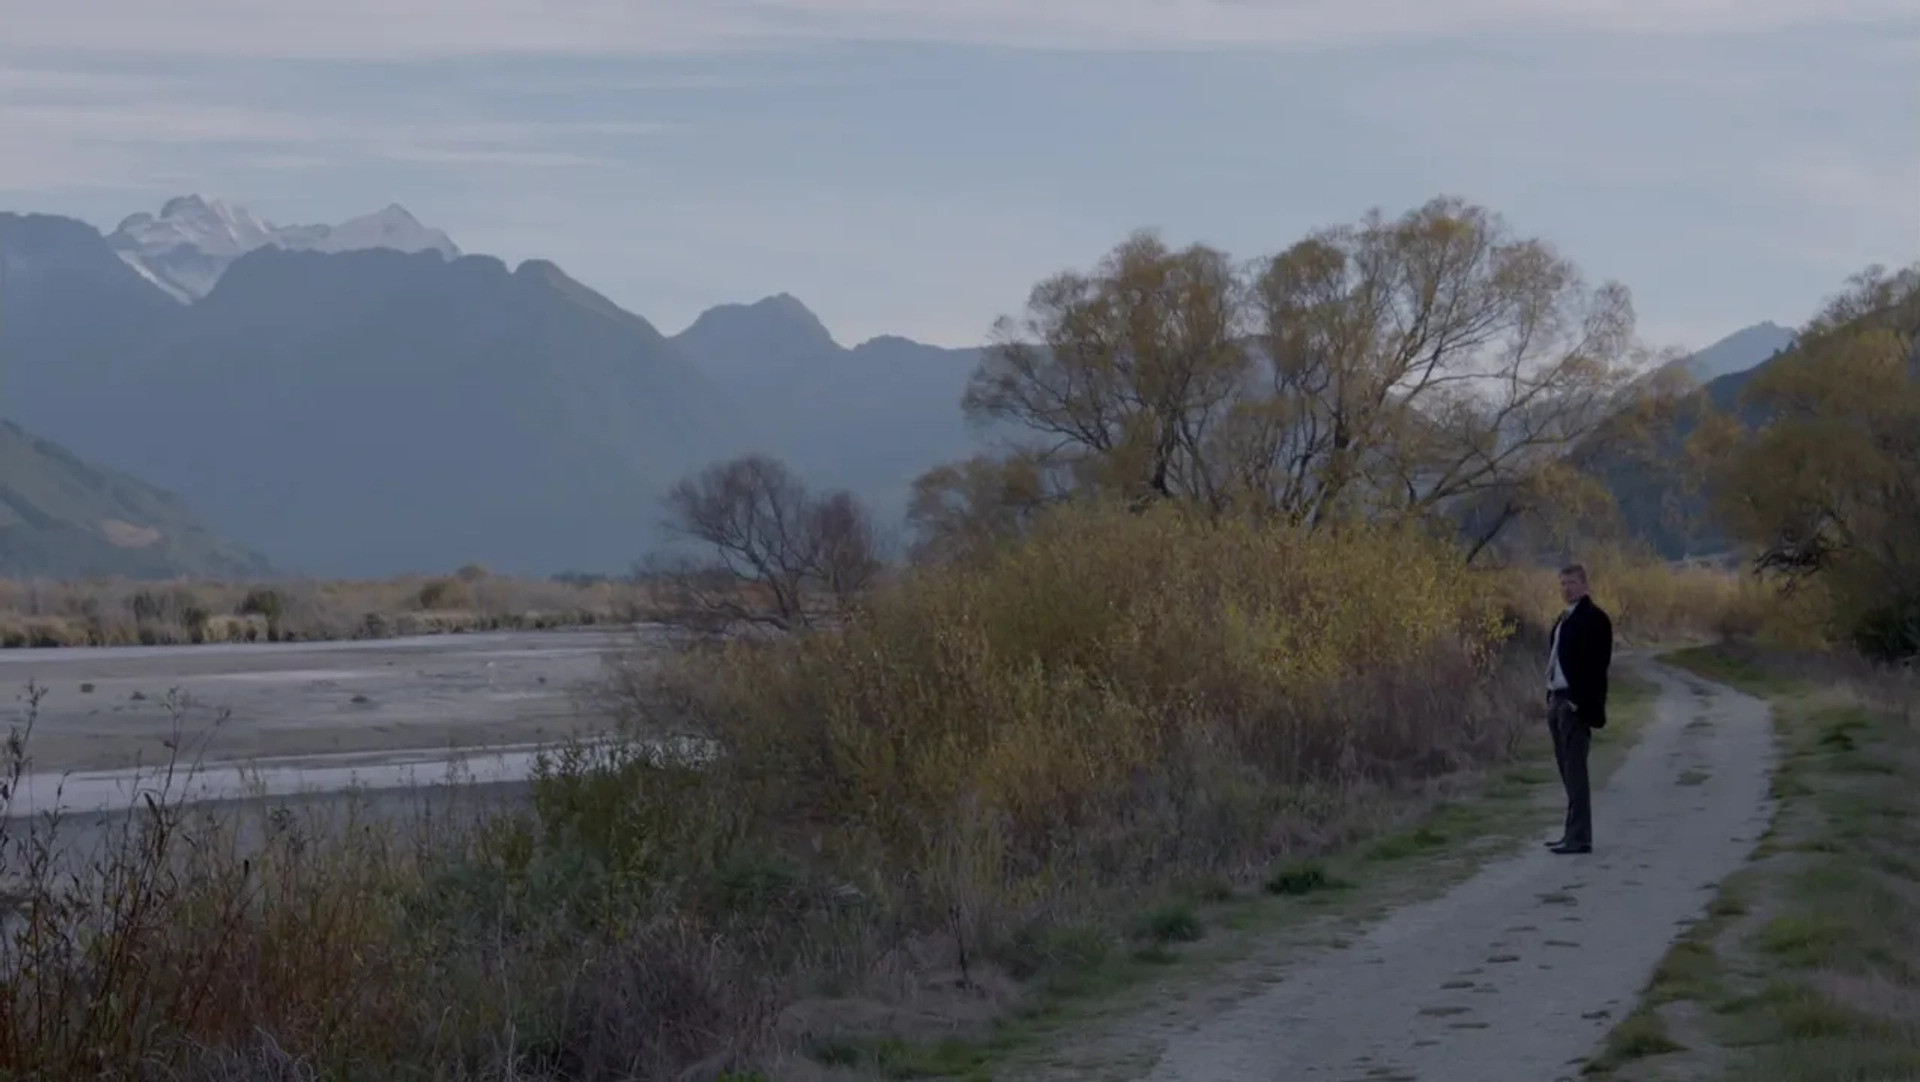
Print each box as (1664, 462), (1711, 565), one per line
(1725, 1040), (1920, 1082)
(1768, 993), (1899, 1043)
(1502, 766), (1555, 787)
(1363, 826), (1450, 862)
(874, 1037), (997, 1080)
(1662, 645), (1807, 697)
(1263, 859), (1351, 896)
(1138, 904), (1204, 945)
(1752, 913), (1853, 967)
(1648, 939), (1725, 1004)
(1707, 895), (1749, 919)
(1717, 982), (1919, 1075)
(1585, 1009), (1686, 1073)
(996, 921), (1112, 982)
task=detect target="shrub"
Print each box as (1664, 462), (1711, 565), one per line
(416, 576), (471, 611)
(1845, 590), (1920, 662)
(638, 504), (1520, 919)
(237, 586), (285, 621)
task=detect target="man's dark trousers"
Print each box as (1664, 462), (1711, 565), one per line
(1548, 691), (1592, 848)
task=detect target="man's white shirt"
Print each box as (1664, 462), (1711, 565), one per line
(1547, 602), (1575, 692)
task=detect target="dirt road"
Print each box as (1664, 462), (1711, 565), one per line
(1127, 662), (1777, 1082)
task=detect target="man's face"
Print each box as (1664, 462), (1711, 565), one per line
(1559, 572), (1589, 606)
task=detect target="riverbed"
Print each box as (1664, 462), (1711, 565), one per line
(0, 628), (648, 818)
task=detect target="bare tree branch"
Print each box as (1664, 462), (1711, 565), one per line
(660, 455), (881, 633)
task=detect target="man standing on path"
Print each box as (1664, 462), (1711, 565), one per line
(1546, 563), (1613, 856)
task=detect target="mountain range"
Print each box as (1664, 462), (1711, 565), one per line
(0, 195), (1806, 579)
(0, 199), (981, 578)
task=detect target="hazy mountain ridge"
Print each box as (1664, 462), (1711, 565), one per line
(0, 417), (272, 579)
(3, 212), (739, 575)
(1582, 322), (1813, 559)
(669, 293), (984, 526)
(2, 205), (988, 576)
(1665, 321), (1796, 384)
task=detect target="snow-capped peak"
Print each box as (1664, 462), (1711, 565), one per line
(116, 194), (273, 260)
(298, 204), (459, 258)
(108, 196), (462, 302)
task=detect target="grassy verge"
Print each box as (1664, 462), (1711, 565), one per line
(1586, 644), (1920, 1081)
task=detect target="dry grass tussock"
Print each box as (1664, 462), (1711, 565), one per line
(0, 508), (1778, 1079)
(0, 569), (653, 649)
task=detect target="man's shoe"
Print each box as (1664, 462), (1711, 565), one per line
(1548, 842), (1592, 855)
(1543, 837), (1567, 848)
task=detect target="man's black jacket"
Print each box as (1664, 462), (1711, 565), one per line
(1551, 596), (1614, 729)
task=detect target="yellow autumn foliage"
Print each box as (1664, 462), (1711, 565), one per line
(662, 503), (1518, 901)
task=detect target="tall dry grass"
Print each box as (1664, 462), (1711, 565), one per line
(1, 686), (775, 1081)
(1, 507), (1790, 1079)
(0, 569), (653, 649)
(1495, 547), (1824, 649)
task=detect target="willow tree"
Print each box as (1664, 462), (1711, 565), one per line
(1700, 263), (1920, 657)
(959, 231), (1250, 509)
(905, 450), (1061, 564)
(924, 198), (1657, 557)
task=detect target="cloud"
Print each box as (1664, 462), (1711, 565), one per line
(0, 0), (1911, 60)
(1765, 153), (1920, 225)
(1, 2), (1910, 349)
(0, 62), (668, 192)
(1750, 150), (1920, 270)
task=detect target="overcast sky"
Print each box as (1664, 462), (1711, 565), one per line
(2, 0), (1915, 350)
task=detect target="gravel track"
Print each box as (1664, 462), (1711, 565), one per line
(1139, 661), (1777, 1082)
